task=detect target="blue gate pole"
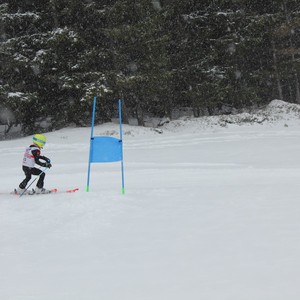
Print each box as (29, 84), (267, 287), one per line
(86, 96), (97, 192)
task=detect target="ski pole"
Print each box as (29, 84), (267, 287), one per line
(19, 167), (49, 198)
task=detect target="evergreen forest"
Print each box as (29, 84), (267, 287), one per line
(0, 0), (300, 135)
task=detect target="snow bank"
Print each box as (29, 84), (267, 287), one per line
(160, 100), (300, 133)
(69, 100), (300, 138)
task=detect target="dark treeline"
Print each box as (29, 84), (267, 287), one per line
(0, 0), (300, 134)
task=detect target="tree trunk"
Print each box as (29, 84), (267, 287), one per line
(291, 52), (300, 103)
(136, 101), (144, 126)
(121, 96), (129, 124)
(49, 0), (59, 28)
(283, 0), (300, 103)
(271, 40), (283, 100)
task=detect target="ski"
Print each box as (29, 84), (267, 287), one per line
(65, 188), (79, 193)
(11, 188), (79, 196)
(37, 188), (79, 194)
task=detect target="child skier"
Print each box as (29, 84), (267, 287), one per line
(15, 134), (52, 195)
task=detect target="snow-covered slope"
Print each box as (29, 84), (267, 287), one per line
(1, 100), (300, 300)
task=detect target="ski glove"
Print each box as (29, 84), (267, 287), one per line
(45, 162), (52, 168)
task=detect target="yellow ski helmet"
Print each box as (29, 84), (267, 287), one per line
(33, 134), (46, 148)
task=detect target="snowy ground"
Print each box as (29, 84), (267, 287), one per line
(1, 100), (300, 300)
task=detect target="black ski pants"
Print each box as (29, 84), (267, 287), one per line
(19, 166), (45, 189)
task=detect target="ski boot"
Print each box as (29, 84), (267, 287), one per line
(35, 187), (51, 194)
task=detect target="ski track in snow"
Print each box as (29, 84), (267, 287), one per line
(1, 101), (300, 299)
